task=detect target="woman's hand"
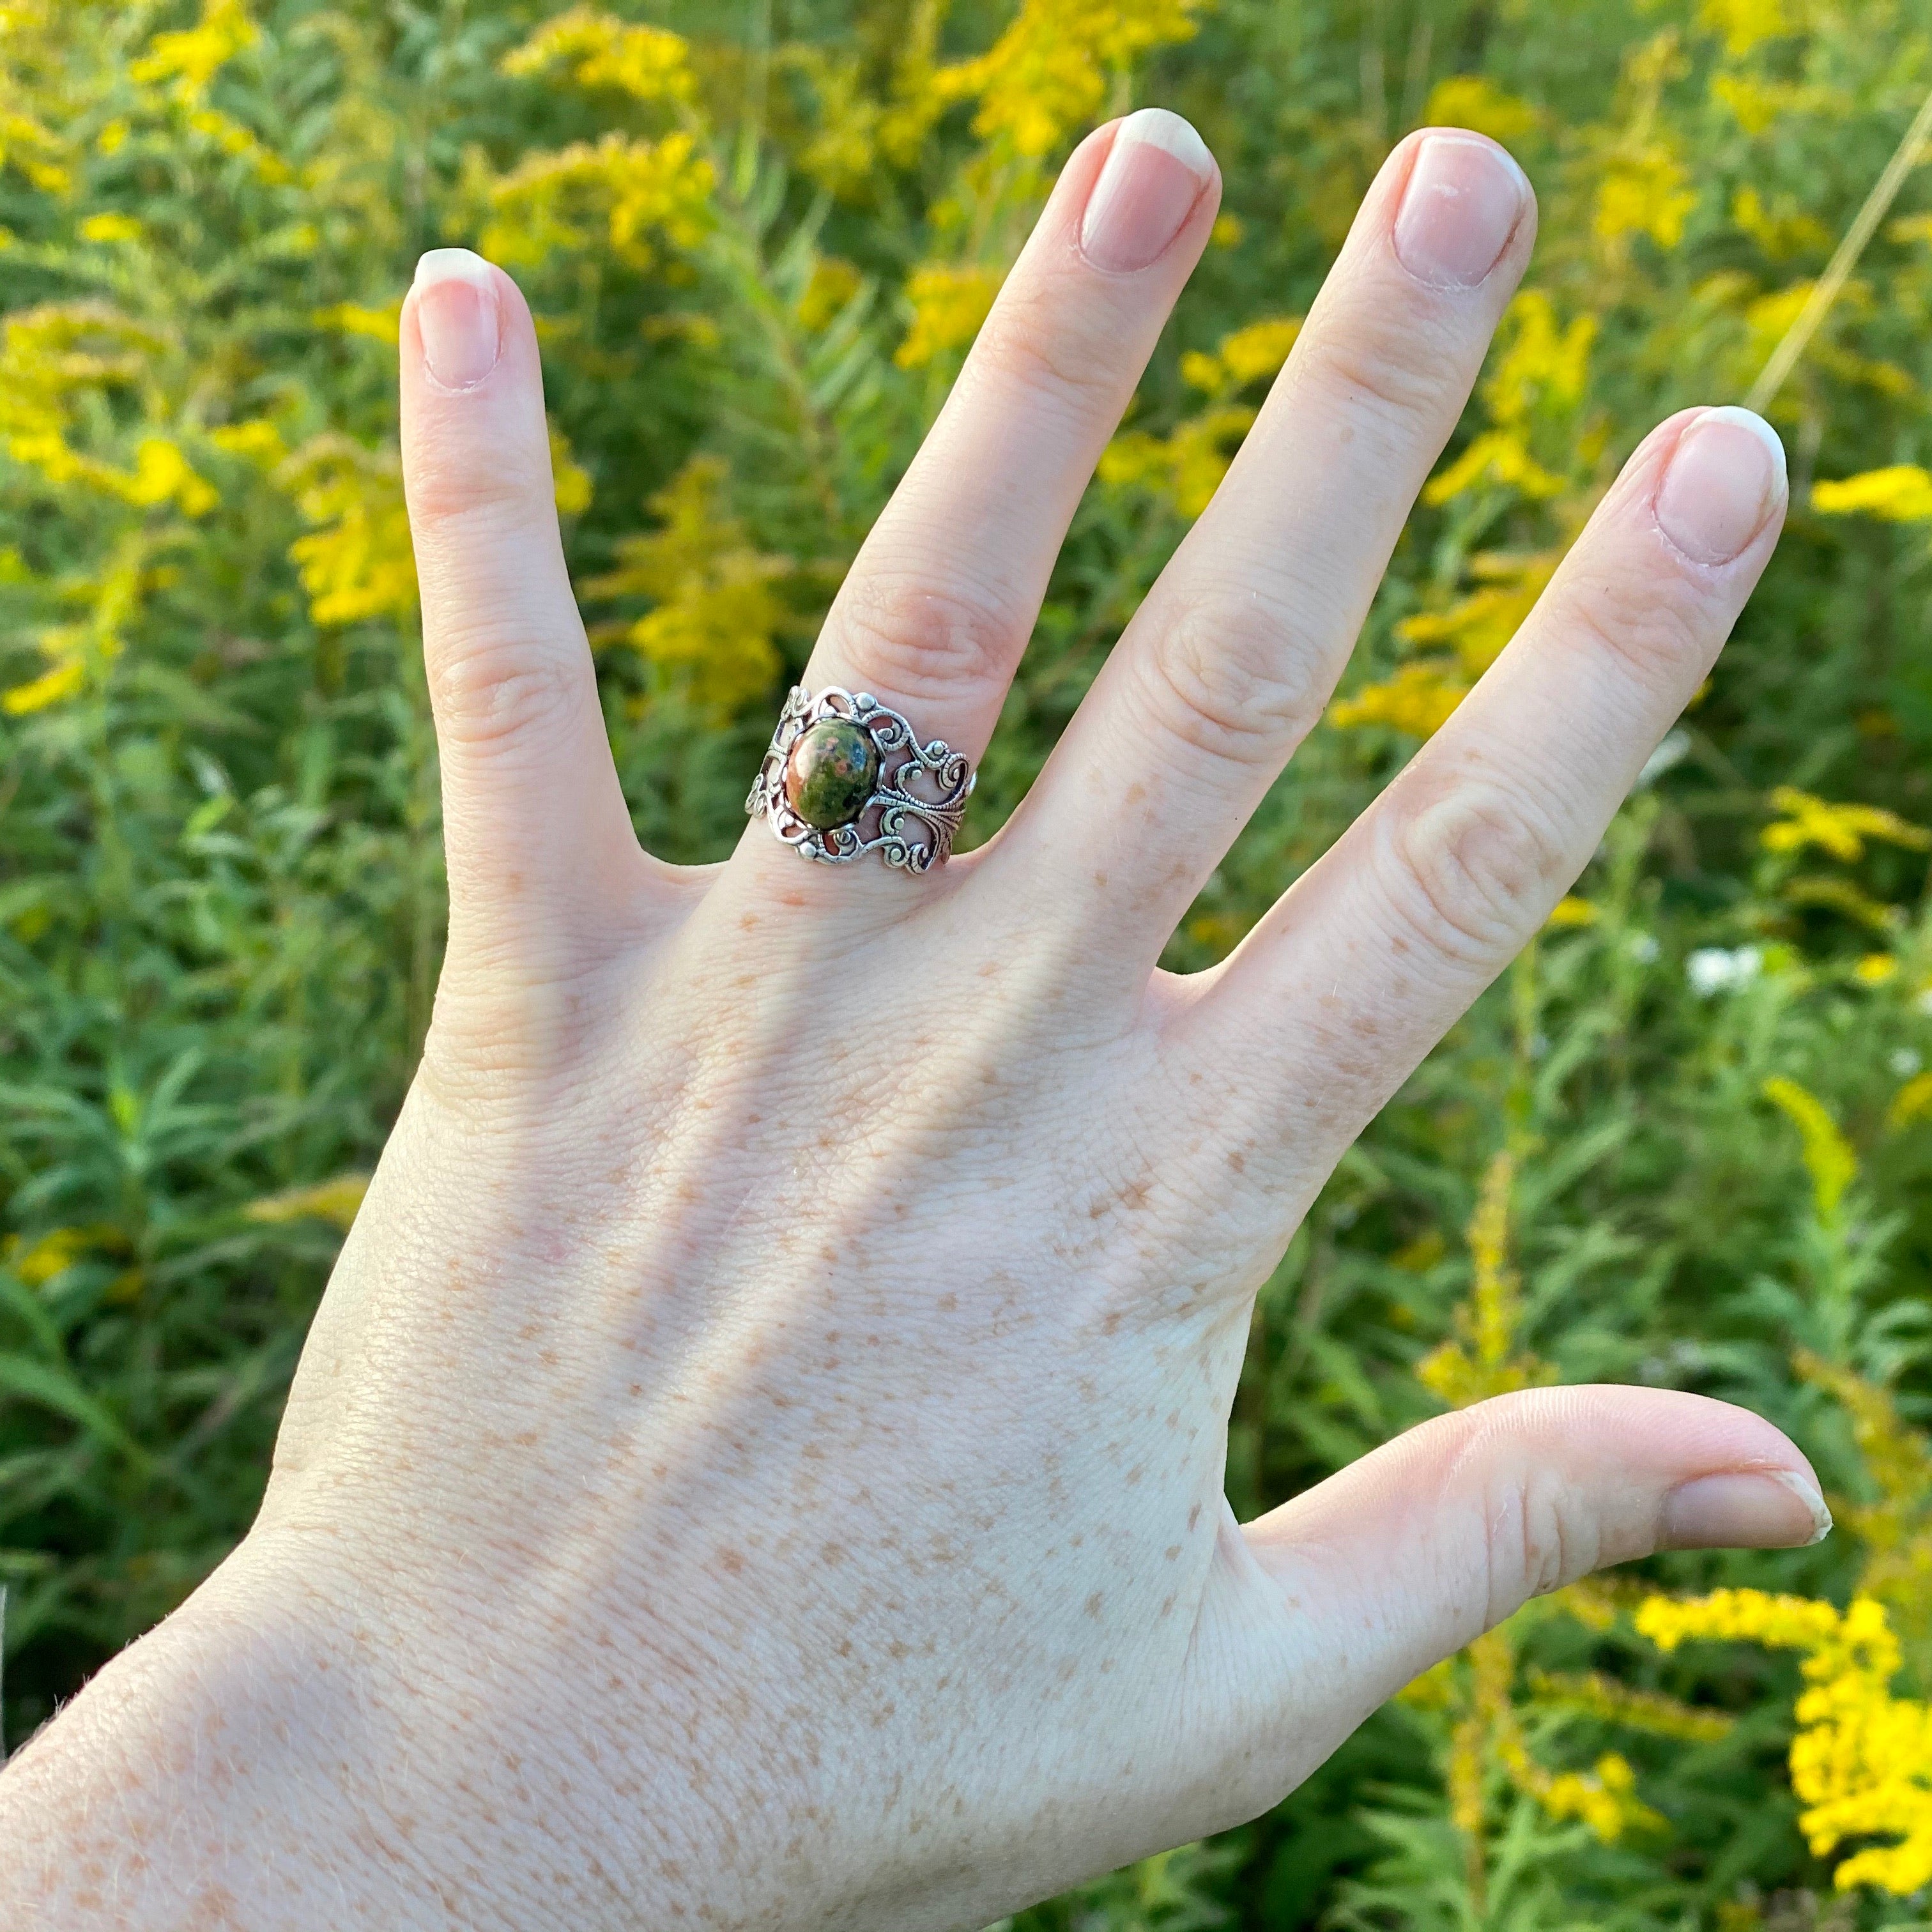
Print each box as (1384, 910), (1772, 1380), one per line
(1, 114), (1814, 1931)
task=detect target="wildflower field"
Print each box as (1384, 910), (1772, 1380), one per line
(8, 0), (1932, 1923)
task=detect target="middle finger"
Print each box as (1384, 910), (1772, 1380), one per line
(1009, 128), (1535, 965)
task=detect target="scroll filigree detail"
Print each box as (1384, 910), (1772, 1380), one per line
(746, 685), (975, 873)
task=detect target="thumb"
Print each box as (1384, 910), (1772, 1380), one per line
(1243, 1384), (1827, 1713)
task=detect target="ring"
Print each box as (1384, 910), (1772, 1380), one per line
(745, 685), (976, 873)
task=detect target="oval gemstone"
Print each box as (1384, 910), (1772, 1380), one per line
(783, 718), (879, 829)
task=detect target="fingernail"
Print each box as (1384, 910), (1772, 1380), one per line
(1392, 133), (1529, 289)
(1662, 1468), (1832, 1551)
(1080, 108), (1216, 274)
(1654, 406), (1788, 565)
(413, 248), (502, 390)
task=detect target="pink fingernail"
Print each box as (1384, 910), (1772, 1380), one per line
(1654, 406), (1788, 565)
(1392, 133), (1529, 289)
(413, 248), (502, 390)
(1079, 108), (1216, 274)
(1662, 1468), (1831, 1550)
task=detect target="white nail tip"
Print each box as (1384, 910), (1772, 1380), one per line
(1112, 107), (1215, 183)
(1699, 404), (1788, 489)
(413, 247), (496, 291)
(1769, 1466), (1833, 1544)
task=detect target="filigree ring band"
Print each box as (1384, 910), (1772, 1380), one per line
(745, 685), (975, 874)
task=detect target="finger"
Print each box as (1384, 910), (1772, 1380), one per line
(1008, 128), (1534, 957)
(1182, 406), (1786, 1168)
(400, 249), (648, 960)
(1236, 1386), (1827, 1731)
(792, 109), (1220, 779)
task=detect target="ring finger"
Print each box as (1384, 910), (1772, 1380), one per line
(756, 109), (1222, 851)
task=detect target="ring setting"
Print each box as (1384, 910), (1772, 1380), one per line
(746, 685), (975, 873)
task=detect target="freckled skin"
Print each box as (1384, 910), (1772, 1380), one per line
(0, 120), (1815, 1932)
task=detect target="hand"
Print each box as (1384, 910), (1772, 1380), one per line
(0, 114), (1817, 1931)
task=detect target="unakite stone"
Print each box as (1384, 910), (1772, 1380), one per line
(783, 718), (879, 829)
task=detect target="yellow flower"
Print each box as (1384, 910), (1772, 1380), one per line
(1395, 549), (1561, 674)
(281, 435), (416, 628)
(1422, 75), (1541, 145)
(3, 1225), (121, 1285)
(931, 0), (1203, 158)
(127, 437), (217, 518)
(581, 456), (786, 717)
(1763, 786), (1932, 861)
(1423, 429), (1567, 505)
(797, 258), (862, 332)
(209, 418), (289, 464)
(1414, 1152), (1556, 1407)
(500, 6), (693, 103)
(1761, 1075), (1857, 1223)
(1547, 895), (1599, 930)
(1855, 953), (1899, 985)
(245, 1174), (370, 1231)
(483, 131), (713, 271)
(130, 0), (257, 100)
(1731, 187), (1830, 260)
(313, 300), (402, 344)
(1595, 145), (1697, 252)
(896, 264), (1004, 369)
(1524, 1668), (1735, 1743)
(1098, 406), (1254, 519)
(1181, 316), (1302, 395)
(1889, 1070), (1932, 1130)
(1783, 876), (1907, 935)
(2, 657), (86, 715)
(1542, 1752), (1665, 1844)
(79, 211), (142, 243)
(1329, 660), (1469, 738)
(549, 424), (592, 518)
(1698, 0), (1790, 59)
(1208, 211), (1243, 249)
(1639, 1591), (1932, 1896)
(1812, 466), (1932, 523)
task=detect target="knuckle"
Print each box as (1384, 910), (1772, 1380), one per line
(1555, 567), (1715, 691)
(1296, 303), (1458, 434)
(407, 445), (553, 533)
(828, 570), (1018, 701)
(1480, 1458), (1584, 1623)
(427, 633), (587, 749)
(1378, 766), (1572, 966)
(1140, 585), (1327, 768)
(971, 279), (1125, 415)
(1436, 1397), (1602, 1630)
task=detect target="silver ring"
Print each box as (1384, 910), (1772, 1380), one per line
(745, 685), (975, 873)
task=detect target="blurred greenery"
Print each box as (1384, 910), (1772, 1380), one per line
(8, 0), (1932, 1924)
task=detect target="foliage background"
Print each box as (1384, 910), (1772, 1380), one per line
(7, 0), (1932, 1924)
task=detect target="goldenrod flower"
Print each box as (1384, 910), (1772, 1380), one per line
(1328, 661), (1469, 739)
(1180, 316), (1301, 396)
(1098, 406), (1255, 519)
(1812, 466), (1932, 522)
(931, 0), (1203, 159)
(581, 457), (786, 717)
(500, 6), (693, 103)
(1763, 786), (1932, 861)
(1422, 75), (1541, 145)
(1640, 1591), (1932, 1894)
(484, 132), (713, 270)
(1595, 144), (1697, 252)
(895, 264), (1005, 369)
(1761, 1076), (1857, 1223)
(1698, 0), (1791, 59)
